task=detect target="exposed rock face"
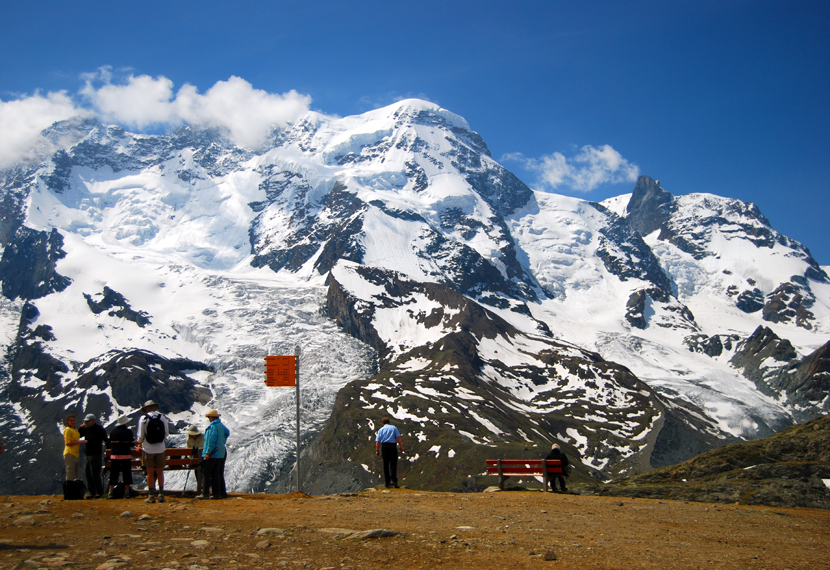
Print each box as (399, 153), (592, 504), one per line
(596, 414), (830, 509)
(83, 287), (151, 328)
(730, 326), (830, 420)
(0, 227), (72, 301)
(684, 333), (741, 358)
(625, 176), (674, 237)
(735, 288), (765, 313)
(73, 349), (211, 414)
(0, 167), (35, 247)
(43, 119), (250, 194)
(649, 398), (738, 469)
(625, 175), (827, 284)
(592, 204), (673, 294)
(625, 287), (697, 331)
(762, 281), (816, 330)
(625, 289), (651, 329)
(251, 180), (367, 275)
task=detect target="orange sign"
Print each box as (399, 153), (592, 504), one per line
(264, 355), (296, 386)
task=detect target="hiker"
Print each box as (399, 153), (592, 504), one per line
(136, 400), (170, 503)
(198, 409), (229, 500)
(63, 414), (85, 481)
(185, 425), (205, 496)
(375, 417), (404, 488)
(545, 443), (569, 492)
(78, 413), (108, 499)
(107, 416), (136, 499)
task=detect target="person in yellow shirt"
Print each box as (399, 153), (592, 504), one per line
(63, 414), (85, 481)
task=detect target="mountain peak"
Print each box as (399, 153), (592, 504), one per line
(357, 98), (472, 132)
(625, 175), (674, 237)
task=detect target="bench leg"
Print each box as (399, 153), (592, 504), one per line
(499, 475), (508, 491)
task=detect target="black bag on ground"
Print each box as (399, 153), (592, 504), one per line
(63, 480), (86, 500)
(110, 483), (125, 499)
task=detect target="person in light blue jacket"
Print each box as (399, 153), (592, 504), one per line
(197, 409), (229, 499)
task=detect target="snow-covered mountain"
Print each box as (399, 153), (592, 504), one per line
(0, 99), (827, 494)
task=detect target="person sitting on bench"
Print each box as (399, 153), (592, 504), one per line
(107, 416), (135, 499)
(545, 443), (569, 492)
(185, 425), (205, 496)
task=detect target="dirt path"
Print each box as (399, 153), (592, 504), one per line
(1, 489), (828, 569)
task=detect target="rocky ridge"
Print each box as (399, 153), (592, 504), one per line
(596, 414), (830, 509)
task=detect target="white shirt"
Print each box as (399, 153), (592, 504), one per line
(137, 411), (170, 454)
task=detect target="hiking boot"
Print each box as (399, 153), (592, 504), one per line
(124, 488), (131, 499)
(145, 493), (156, 504)
(107, 490), (115, 500)
(157, 492), (166, 503)
(195, 494), (209, 500)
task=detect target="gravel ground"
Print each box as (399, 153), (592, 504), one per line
(0, 489), (828, 569)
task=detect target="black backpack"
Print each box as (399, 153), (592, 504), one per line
(63, 479), (86, 501)
(144, 414), (166, 444)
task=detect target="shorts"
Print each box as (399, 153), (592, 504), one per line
(142, 451), (166, 470)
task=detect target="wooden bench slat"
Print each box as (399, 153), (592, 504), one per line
(105, 448), (201, 472)
(487, 459), (562, 466)
(486, 467), (563, 474)
(487, 459), (565, 492)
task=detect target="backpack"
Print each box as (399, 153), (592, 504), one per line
(110, 483), (125, 499)
(144, 414), (166, 444)
(63, 479), (86, 501)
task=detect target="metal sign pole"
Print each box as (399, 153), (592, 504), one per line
(295, 345), (301, 494)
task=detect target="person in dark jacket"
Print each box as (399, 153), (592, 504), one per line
(107, 416), (135, 499)
(545, 443), (569, 492)
(78, 414), (109, 498)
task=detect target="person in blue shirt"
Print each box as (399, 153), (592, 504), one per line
(197, 409), (230, 499)
(375, 417), (404, 488)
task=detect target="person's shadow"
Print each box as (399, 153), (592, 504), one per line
(0, 543), (69, 551)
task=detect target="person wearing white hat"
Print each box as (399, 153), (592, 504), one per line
(78, 413), (108, 499)
(136, 400), (170, 503)
(197, 410), (229, 499)
(545, 443), (570, 493)
(107, 416), (136, 499)
(185, 425), (205, 496)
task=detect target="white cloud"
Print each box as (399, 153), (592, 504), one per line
(504, 144), (639, 192)
(0, 70), (315, 170)
(0, 91), (83, 169)
(81, 69), (312, 148)
(81, 72), (177, 128)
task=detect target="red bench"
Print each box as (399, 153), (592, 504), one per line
(486, 459), (563, 492)
(105, 448), (201, 473)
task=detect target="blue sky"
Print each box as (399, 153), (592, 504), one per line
(1, 0), (828, 263)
